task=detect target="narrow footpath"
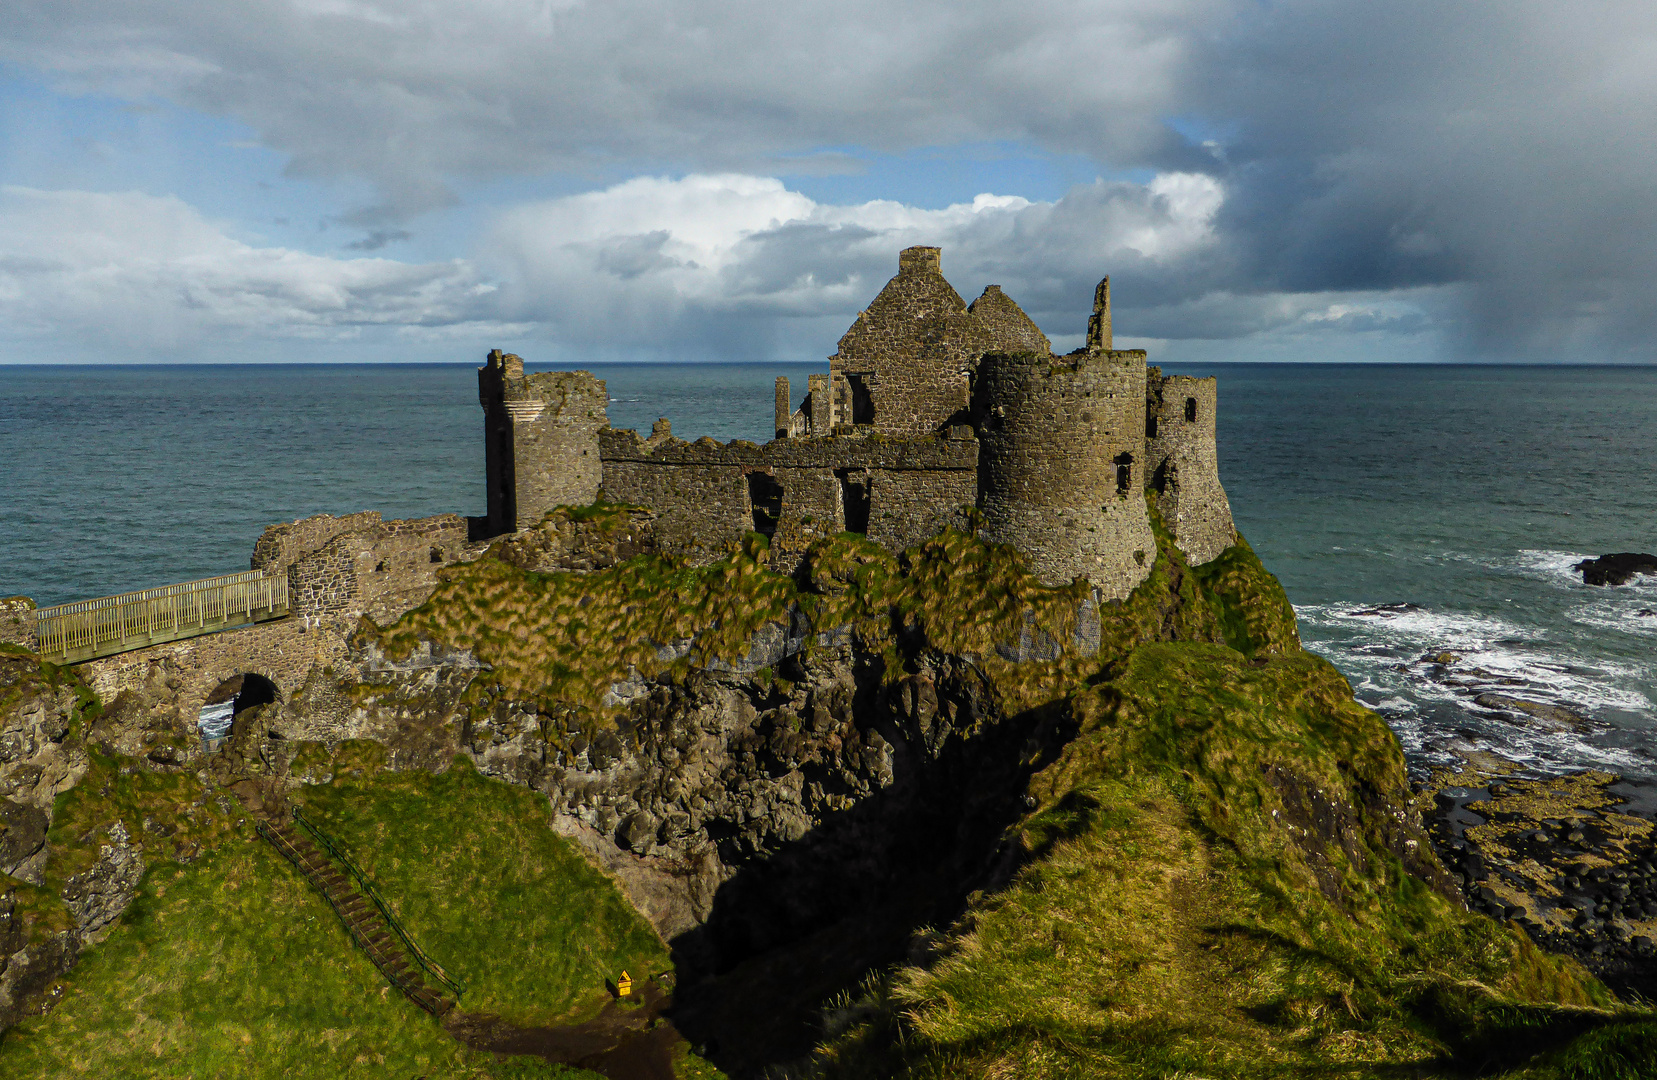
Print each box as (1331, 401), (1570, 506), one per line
(443, 982), (679, 1080)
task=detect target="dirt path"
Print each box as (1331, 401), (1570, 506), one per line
(443, 983), (680, 1080)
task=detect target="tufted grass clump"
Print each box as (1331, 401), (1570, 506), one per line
(372, 493), (1254, 726)
(811, 642), (1636, 1079)
(374, 532), (796, 714)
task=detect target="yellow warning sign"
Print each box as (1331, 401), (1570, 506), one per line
(617, 971), (632, 998)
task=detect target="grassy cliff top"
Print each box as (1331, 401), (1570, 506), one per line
(368, 496), (1294, 724)
(809, 644), (1651, 1079)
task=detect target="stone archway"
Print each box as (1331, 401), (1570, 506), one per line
(198, 672), (281, 749)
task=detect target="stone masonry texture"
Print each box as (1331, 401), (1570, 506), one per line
(974, 349), (1157, 595)
(1145, 367), (1235, 566)
(475, 246), (1236, 595)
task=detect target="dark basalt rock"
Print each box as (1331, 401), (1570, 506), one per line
(1473, 693), (1590, 731)
(1573, 552), (1657, 587)
(1346, 602), (1422, 617)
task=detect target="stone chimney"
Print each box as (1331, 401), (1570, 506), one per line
(898, 246), (942, 274)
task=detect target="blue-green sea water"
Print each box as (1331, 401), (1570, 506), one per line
(2, 362), (1654, 785)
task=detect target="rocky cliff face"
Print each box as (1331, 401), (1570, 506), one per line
(0, 651), (96, 1031)
(0, 503), (1375, 1067)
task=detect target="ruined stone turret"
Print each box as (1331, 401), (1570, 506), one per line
(1144, 368), (1234, 565)
(478, 350), (608, 535)
(973, 339), (1155, 596)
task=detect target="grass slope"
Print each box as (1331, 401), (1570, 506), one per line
(810, 636), (1657, 1079)
(0, 756), (673, 1078)
(294, 754), (669, 1025)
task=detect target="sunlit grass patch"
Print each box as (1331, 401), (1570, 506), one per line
(0, 758), (673, 1077)
(295, 754), (669, 1026)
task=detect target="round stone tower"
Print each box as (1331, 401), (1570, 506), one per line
(973, 348), (1156, 596)
(1144, 367), (1235, 565)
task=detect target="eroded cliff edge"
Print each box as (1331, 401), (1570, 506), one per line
(2, 502), (1646, 1078)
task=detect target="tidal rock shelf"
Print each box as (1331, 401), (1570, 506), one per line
(1422, 764), (1657, 999)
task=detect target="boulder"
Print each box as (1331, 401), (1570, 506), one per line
(1573, 552), (1657, 586)
(1474, 693), (1589, 730)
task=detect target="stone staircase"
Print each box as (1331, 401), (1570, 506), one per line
(258, 812), (460, 1017)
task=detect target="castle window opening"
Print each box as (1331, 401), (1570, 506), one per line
(836, 470), (871, 534)
(746, 472), (785, 539)
(1115, 452), (1134, 495)
(429, 546), (443, 564)
(1185, 397), (1198, 422)
(1146, 415), (1158, 439)
(847, 373), (876, 425)
(1152, 459), (1174, 495)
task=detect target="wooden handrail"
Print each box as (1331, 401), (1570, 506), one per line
(31, 569), (289, 663)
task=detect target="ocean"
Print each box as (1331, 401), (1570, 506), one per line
(2, 361), (1654, 788)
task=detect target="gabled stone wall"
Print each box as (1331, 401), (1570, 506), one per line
(829, 247), (993, 437)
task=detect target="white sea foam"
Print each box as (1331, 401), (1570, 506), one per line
(1297, 594), (1657, 778)
(198, 700), (234, 740)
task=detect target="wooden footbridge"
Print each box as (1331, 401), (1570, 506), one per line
(31, 569), (289, 664)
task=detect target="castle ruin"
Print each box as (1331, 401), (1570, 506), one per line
(478, 247), (1235, 598)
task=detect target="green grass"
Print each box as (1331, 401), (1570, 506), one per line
(811, 641), (1642, 1079)
(294, 754), (670, 1026)
(0, 829), (587, 1078)
(0, 757), (678, 1078)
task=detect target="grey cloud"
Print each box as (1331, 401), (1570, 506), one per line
(345, 229), (412, 251)
(4, 1), (1654, 356)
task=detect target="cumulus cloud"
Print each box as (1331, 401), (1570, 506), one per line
(3, 0), (1654, 357)
(0, 0), (1213, 220)
(0, 172), (1254, 360)
(0, 186), (493, 353)
(483, 171), (1233, 357)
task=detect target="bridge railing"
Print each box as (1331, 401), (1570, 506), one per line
(32, 569), (289, 664)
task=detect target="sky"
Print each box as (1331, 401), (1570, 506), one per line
(1, 1), (1654, 366)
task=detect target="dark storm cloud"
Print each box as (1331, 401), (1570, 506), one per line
(2, 0), (1653, 357)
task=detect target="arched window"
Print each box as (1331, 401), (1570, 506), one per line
(1114, 452), (1134, 495)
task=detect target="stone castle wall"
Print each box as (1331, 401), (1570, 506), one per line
(1144, 369), (1234, 566)
(598, 428), (977, 571)
(829, 247), (992, 437)
(250, 511), (383, 574)
(478, 246), (1238, 594)
(967, 284), (1050, 354)
(255, 513), (484, 624)
(479, 351), (607, 533)
(973, 349), (1156, 595)
(0, 597), (35, 650)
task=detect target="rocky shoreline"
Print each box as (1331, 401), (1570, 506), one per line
(1420, 758), (1657, 1000)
